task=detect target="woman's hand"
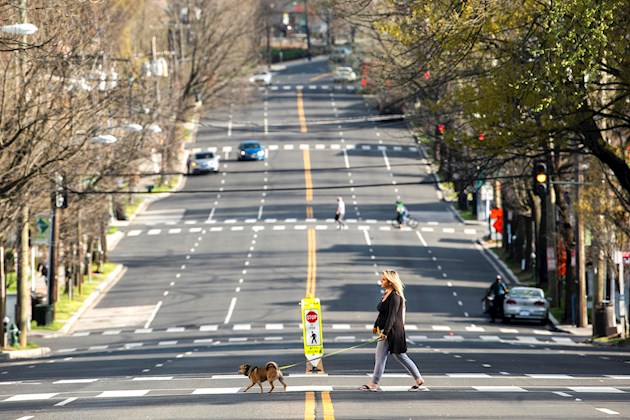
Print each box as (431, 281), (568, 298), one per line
(372, 327), (378, 335)
(379, 332), (387, 340)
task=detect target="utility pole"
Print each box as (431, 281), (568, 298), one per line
(303, 0), (312, 61)
(576, 152), (588, 327)
(0, 246), (5, 347)
(17, 206), (29, 347)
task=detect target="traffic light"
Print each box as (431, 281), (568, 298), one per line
(437, 124), (445, 136)
(533, 161), (548, 197)
(54, 190), (68, 209)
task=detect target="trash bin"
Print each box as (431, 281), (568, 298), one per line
(33, 304), (54, 326)
(594, 301), (616, 337)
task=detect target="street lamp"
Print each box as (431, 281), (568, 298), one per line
(1, 23), (38, 35)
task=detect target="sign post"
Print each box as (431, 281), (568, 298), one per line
(300, 294), (323, 372)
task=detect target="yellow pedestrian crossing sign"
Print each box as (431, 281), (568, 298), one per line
(300, 294), (323, 368)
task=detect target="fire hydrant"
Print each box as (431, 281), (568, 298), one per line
(9, 323), (20, 347)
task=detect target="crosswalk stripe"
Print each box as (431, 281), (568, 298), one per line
(473, 386), (527, 392)
(569, 387), (625, 393)
(5, 393), (58, 401)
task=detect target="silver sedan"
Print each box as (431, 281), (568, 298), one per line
(502, 286), (549, 324)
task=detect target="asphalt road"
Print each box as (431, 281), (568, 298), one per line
(2, 57), (629, 419)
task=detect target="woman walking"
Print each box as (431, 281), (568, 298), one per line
(359, 270), (425, 392)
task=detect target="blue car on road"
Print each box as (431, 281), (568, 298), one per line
(238, 140), (266, 161)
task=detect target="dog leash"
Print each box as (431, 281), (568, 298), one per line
(278, 337), (382, 370)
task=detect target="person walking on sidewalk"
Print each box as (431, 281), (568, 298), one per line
(335, 196), (347, 229)
(358, 270), (425, 392)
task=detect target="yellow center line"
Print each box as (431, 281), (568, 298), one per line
(322, 391), (335, 420)
(304, 149), (313, 202)
(297, 88), (308, 133)
(304, 391), (315, 420)
(306, 228), (317, 297)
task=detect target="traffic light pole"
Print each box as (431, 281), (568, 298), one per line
(47, 196), (60, 306)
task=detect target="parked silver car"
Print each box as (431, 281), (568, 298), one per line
(187, 150), (220, 174)
(503, 286), (549, 324)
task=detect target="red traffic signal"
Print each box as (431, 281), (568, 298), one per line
(437, 124), (445, 134)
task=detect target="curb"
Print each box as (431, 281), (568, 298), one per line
(57, 264), (127, 336)
(0, 346), (51, 361)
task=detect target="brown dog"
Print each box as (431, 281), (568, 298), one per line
(238, 361), (287, 393)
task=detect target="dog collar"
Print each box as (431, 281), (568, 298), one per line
(246, 366), (255, 376)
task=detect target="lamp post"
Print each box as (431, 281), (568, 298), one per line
(2, 0), (39, 346)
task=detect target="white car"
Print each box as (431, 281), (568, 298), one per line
(502, 286), (550, 324)
(187, 150), (220, 174)
(333, 66), (357, 82)
(249, 70), (272, 86)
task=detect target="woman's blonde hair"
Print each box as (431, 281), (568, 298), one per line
(383, 270), (405, 301)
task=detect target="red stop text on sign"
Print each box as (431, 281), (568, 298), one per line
(305, 311), (318, 323)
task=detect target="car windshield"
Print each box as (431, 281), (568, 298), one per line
(242, 142), (260, 149)
(195, 152), (215, 159)
(510, 289), (543, 298)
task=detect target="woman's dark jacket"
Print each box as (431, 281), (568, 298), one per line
(373, 291), (407, 354)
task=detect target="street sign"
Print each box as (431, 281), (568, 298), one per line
(301, 295), (323, 368)
(480, 183), (493, 201)
(34, 214), (50, 245)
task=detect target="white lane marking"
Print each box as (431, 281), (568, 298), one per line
(200, 325), (218, 332)
(442, 228), (455, 233)
(71, 332), (90, 337)
(229, 337), (247, 342)
(466, 326), (485, 332)
(363, 229), (371, 246)
(606, 375), (630, 379)
(144, 301), (162, 329)
(551, 337), (574, 344)
(265, 336), (283, 341)
(408, 335), (428, 341)
(147, 229), (161, 235)
(499, 328), (519, 334)
(533, 329), (552, 335)
(192, 388), (242, 394)
(526, 374), (573, 379)
(416, 231), (428, 247)
(194, 338), (214, 344)
(97, 390), (150, 398)
(133, 376), (173, 381)
(569, 387), (624, 393)
(55, 397), (77, 406)
(332, 324), (351, 330)
(473, 386), (527, 392)
(56, 348), (77, 353)
(516, 336), (539, 343)
(288, 386), (333, 392)
(53, 379), (98, 384)
(88, 345), (109, 350)
(224, 297), (237, 324)
(5, 393), (58, 401)
(159, 341), (177, 346)
(124, 343), (143, 349)
(265, 323), (284, 330)
(233, 324), (251, 330)
(464, 229), (477, 235)
(379, 386), (428, 392)
(343, 149), (350, 168)
(596, 408), (620, 415)
(432, 326), (451, 331)
(382, 150), (390, 171)
(553, 391), (573, 398)
(166, 327), (185, 333)
(127, 230), (142, 236)
(480, 336), (502, 341)
(447, 373), (491, 378)
(135, 328), (152, 334)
